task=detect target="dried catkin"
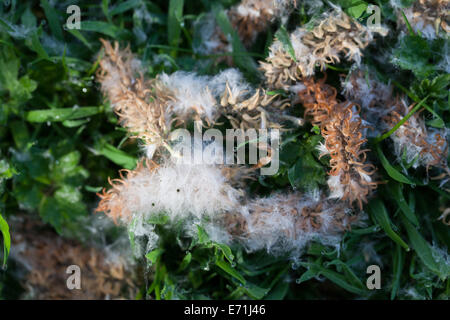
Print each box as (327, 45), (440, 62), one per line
(195, 0), (298, 61)
(393, 0), (449, 39)
(10, 216), (137, 300)
(97, 39), (169, 153)
(296, 76), (378, 209)
(343, 68), (449, 173)
(260, 7), (388, 89)
(97, 40), (293, 159)
(96, 147), (244, 224)
(219, 192), (358, 255)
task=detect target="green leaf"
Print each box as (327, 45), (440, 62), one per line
(29, 27), (50, 60)
(80, 21), (127, 39)
(296, 269), (317, 284)
(387, 182), (419, 226)
(322, 270), (366, 295)
(110, 0), (142, 16)
(177, 252), (192, 271)
(325, 260), (365, 290)
(305, 263), (367, 295)
(288, 153), (325, 191)
(375, 144), (414, 185)
(97, 143), (137, 170)
(214, 243), (234, 263)
(215, 258), (246, 284)
(343, 0), (368, 19)
(368, 199), (410, 250)
(401, 216), (448, 280)
(391, 244), (404, 300)
(147, 214), (169, 225)
(66, 29), (93, 51)
(168, 0), (184, 53)
(242, 282), (268, 299)
(25, 107), (102, 122)
(275, 25), (296, 62)
(0, 213), (11, 268)
(10, 120), (30, 150)
(391, 35), (436, 78)
(146, 248), (164, 264)
(196, 225), (210, 244)
(40, 0), (64, 41)
(265, 278), (289, 300)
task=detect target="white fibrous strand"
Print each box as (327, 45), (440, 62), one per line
(260, 7), (388, 89)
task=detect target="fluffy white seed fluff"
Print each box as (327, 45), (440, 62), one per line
(123, 141), (242, 224)
(158, 69), (250, 122)
(236, 192), (349, 256)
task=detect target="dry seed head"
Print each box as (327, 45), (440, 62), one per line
(395, 0), (450, 39)
(343, 68), (449, 172)
(194, 0), (298, 62)
(297, 76), (378, 209)
(221, 192), (358, 255)
(96, 147), (244, 225)
(261, 8), (388, 89)
(97, 40), (169, 154)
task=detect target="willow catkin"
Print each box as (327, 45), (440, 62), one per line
(219, 191), (358, 255)
(343, 68), (449, 174)
(195, 0), (298, 63)
(97, 39), (169, 152)
(11, 216), (137, 300)
(260, 7), (388, 89)
(297, 76), (378, 209)
(394, 0), (449, 39)
(97, 40), (293, 160)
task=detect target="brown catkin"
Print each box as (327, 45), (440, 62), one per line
(297, 76), (378, 209)
(260, 8), (387, 89)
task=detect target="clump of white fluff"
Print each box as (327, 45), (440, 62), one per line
(208, 68), (251, 100)
(113, 140), (243, 257)
(391, 116), (448, 169)
(237, 192), (351, 256)
(158, 68), (251, 122)
(159, 72), (217, 121)
(341, 68), (392, 111)
(193, 13), (231, 56)
(125, 147), (242, 222)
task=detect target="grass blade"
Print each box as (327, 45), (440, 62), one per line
(368, 199), (410, 250)
(25, 107), (102, 122)
(168, 0), (184, 56)
(375, 144), (414, 185)
(391, 244), (404, 300)
(401, 216), (446, 279)
(40, 0), (63, 41)
(0, 213), (11, 269)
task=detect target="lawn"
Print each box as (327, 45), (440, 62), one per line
(0, 0), (449, 300)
